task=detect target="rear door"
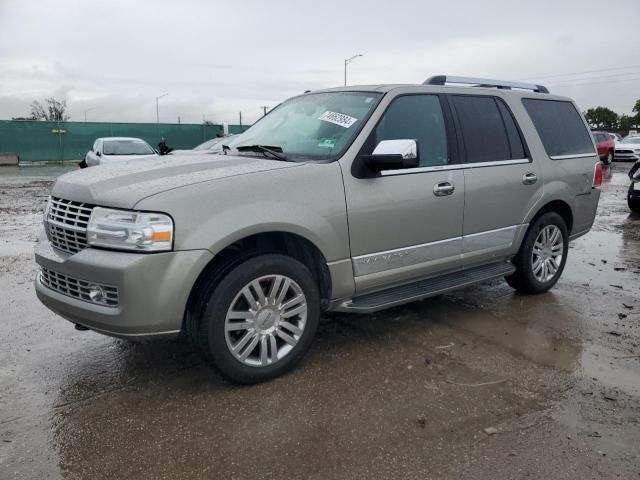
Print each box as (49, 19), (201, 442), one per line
(449, 94), (542, 266)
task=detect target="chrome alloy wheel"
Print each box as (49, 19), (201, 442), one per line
(224, 274), (307, 367)
(531, 225), (564, 282)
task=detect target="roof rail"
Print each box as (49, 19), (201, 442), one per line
(423, 75), (549, 94)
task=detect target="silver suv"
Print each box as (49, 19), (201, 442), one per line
(35, 76), (602, 383)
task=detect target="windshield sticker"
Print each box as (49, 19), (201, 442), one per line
(318, 138), (336, 148)
(318, 111), (358, 128)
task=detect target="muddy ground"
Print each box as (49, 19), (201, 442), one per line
(0, 164), (639, 479)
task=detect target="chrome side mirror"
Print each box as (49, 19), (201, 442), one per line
(364, 139), (419, 171)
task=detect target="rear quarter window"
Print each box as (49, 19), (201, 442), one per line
(522, 99), (595, 158)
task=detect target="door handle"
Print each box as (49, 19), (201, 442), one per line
(433, 182), (455, 196)
(522, 172), (537, 185)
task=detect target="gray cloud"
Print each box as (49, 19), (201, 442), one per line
(1, 0), (639, 125)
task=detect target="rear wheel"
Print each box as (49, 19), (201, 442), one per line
(604, 150), (613, 165)
(189, 254), (320, 384)
(629, 198), (640, 214)
(505, 212), (568, 294)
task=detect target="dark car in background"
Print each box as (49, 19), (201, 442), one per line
(629, 161), (640, 213)
(592, 131), (615, 165)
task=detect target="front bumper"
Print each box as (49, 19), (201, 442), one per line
(614, 151), (640, 161)
(34, 235), (213, 339)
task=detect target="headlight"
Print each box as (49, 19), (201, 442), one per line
(87, 207), (173, 252)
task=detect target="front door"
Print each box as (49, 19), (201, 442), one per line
(342, 94), (465, 293)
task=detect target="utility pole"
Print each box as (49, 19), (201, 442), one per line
(344, 54), (363, 86)
(155, 93), (168, 123)
(260, 106), (269, 117)
(83, 108), (95, 123)
(177, 116), (181, 125)
(239, 111), (242, 127)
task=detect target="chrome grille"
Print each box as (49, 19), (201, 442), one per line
(616, 149), (634, 154)
(46, 197), (93, 254)
(39, 267), (119, 307)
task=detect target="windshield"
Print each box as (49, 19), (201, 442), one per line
(621, 136), (640, 144)
(103, 140), (154, 155)
(193, 138), (224, 151)
(230, 92), (382, 161)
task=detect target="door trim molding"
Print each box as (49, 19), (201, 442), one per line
(352, 224), (526, 277)
(380, 158), (530, 176)
(352, 237), (461, 277)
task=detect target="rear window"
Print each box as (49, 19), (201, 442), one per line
(522, 99), (595, 158)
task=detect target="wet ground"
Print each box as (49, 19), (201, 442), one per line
(1, 164), (639, 479)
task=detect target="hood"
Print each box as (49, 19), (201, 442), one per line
(52, 154), (301, 208)
(616, 142), (640, 150)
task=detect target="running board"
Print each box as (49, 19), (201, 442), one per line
(336, 262), (515, 313)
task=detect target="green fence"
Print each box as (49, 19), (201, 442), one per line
(0, 120), (250, 162)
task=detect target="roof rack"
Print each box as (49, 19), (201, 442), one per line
(423, 75), (549, 94)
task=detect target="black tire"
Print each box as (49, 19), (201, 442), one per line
(505, 212), (569, 294)
(604, 151), (613, 165)
(629, 198), (640, 214)
(189, 254), (320, 384)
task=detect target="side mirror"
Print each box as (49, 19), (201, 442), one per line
(96, 151), (102, 157)
(363, 139), (419, 172)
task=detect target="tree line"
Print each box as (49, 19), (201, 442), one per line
(12, 97), (70, 122)
(584, 99), (640, 132)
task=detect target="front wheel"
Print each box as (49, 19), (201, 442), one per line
(190, 254), (320, 384)
(505, 212), (569, 294)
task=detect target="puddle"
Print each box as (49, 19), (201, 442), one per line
(433, 300), (583, 371)
(580, 343), (640, 397)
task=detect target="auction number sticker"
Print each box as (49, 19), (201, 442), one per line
(318, 111), (358, 128)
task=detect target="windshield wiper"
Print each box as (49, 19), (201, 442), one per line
(235, 144), (289, 162)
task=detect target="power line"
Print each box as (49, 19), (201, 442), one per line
(548, 76), (640, 88)
(545, 71), (640, 86)
(519, 64), (640, 82)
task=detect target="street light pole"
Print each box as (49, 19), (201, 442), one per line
(155, 93), (168, 123)
(344, 54), (363, 86)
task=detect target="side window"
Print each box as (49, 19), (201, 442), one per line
(496, 100), (526, 159)
(522, 99), (595, 158)
(373, 95), (449, 167)
(451, 95), (516, 163)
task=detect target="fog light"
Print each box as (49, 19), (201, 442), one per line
(88, 284), (106, 303)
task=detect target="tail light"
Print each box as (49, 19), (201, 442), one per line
(593, 162), (603, 187)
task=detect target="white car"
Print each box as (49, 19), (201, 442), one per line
(84, 137), (158, 167)
(170, 136), (236, 156)
(614, 135), (640, 162)
(608, 132), (623, 142)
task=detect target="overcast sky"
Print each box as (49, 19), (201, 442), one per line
(1, 0), (639, 125)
